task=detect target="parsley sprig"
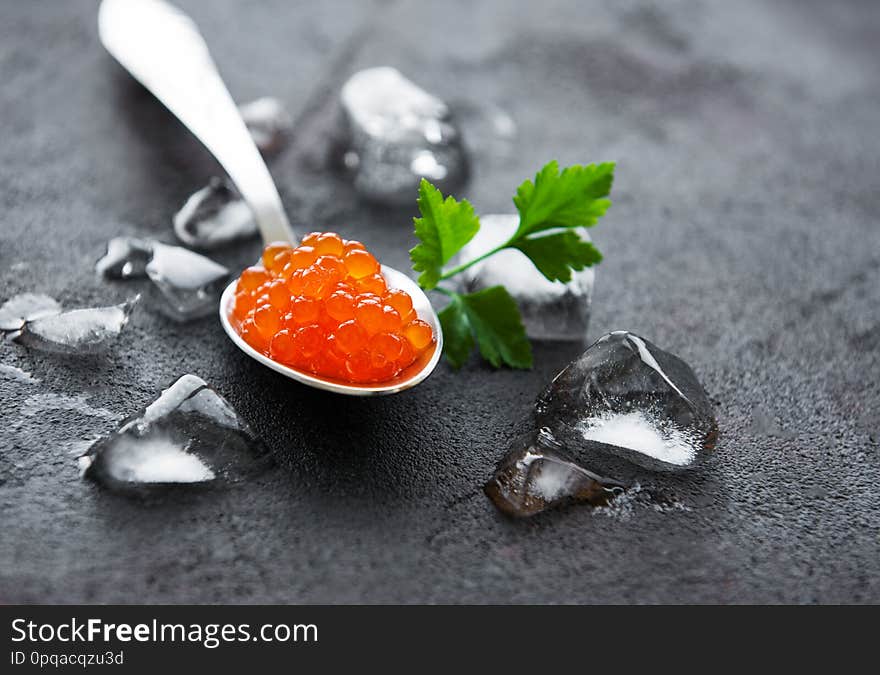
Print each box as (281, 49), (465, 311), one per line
(410, 160), (615, 370)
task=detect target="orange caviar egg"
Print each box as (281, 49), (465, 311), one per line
(403, 319), (433, 351)
(290, 246), (317, 270)
(313, 232), (345, 257)
(384, 289), (413, 317)
(325, 290), (356, 322)
(262, 242), (292, 272)
(230, 233), (435, 384)
(238, 266), (270, 293)
(233, 290), (256, 320)
(355, 273), (387, 296)
(343, 249), (379, 279)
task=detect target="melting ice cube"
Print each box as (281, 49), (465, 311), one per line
(456, 215), (594, 341)
(96, 238), (229, 322)
(95, 237), (154, 279)
(485, 429), (622, 517)
(536, 331), (718, 476)
(173, 178), (256, 250)
(238, 96), (292, 154)
(146, 243), (229, 321)
(0, 293), (62, 332)
(14, 297), (139, 354)
(80, 374), (270, 492)
(339, 67), (468, 204)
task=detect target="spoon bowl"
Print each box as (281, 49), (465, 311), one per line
(219, 265), (443, 395)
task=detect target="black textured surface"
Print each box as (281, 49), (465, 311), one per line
(1, 0), (879, 604)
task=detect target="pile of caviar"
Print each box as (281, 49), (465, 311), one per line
(231, 233), (434, 383)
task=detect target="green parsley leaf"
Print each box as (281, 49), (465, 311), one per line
(512, 230), (603, 283)
(438, 288), (532, 370)
(410, 179), (481, 290)
(512, 160), (615, 238)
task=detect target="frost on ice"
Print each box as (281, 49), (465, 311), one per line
(338, 67), (468, 204)
(456, 214), (595, 341)
(173, 177), (257, 249)
(80, 374), (270, 493)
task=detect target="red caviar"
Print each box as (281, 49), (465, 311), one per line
(231, 234), (435, 383)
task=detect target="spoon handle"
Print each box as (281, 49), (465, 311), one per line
(98, 0), (295, 244)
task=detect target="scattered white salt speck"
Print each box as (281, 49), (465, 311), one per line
(578, 410), (697, 466)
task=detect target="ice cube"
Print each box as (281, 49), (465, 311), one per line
(172, 177), (256, 249)
(535, 331), (718, 476)
(0, 293), (62, 332)
(95, 236), (154, 279)
(14, 297), (139, 354)
(238, 96), (292, 154)
(456, 214), (594, 341)
(339, 67), (468, 204)
(484, 429), (622, 517)
(79, 374), (270, 492)
(145, 242), (229, 321)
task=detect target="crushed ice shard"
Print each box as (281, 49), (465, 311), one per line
(456, 214), (595, 340)
(80, 374), (270, 492)
(485, 429), (622, 517)
(339, 67), (468, 204)
(14, 297), (139, 354)
(0, 293), (62, 332)
(96, 238), (229, 322)
(146, 243), (229, 321)
(95, 237), (154, 279)
(536, 331), (718, 476)
(239, 96), (292, 154)
(173, 178), (256, 249)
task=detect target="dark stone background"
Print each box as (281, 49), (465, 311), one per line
(1, 0), (878, 604)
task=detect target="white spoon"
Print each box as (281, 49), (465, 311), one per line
(99, 0), (442, 395)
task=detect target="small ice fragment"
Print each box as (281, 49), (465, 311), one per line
(14, 296), (139, 354)
(173, 178), (257, 249)
(0, 363), (40, 384)
(484, 429), (622, 517)
(80, 374), (270, 492)
(238, 96), (292, 154)
(536, 331), (718, 475)
(145, 243), (229, 321)
(456, 215), (594, 340)
(0, 293), (62, 332)
(95, 236), (154, 279)
(339, 67), (468, 204)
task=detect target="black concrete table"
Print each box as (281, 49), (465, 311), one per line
(1, 0), (878, 604)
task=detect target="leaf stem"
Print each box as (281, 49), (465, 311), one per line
(437, 241), (512, 281)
